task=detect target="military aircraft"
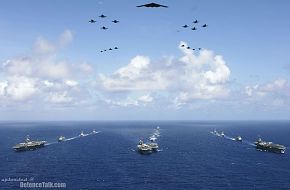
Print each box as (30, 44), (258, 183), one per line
(99, 14), (107, 18)
(114, 47), (118, 49)
(191, 27), (197, 30)
(101, 26), (108, 30)
(182, 25), (189, 28)
(137, 3), (168, 8)
(89, 19), (96, 23)
(202, 24), (208, 27)
(109, 48), (113, 50)
(180, 44), (185, 47)
(112, 20), (119, 23)
(193, 20), (199, 24)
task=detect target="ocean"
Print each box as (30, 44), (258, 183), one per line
(0, 121), (289, 190)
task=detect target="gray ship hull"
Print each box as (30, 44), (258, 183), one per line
(256, 144), (285, 154)
(13, 143), (45, 152)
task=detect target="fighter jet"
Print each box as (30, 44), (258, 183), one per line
(202, 24), (208, 27)
(193, 20), (199, 24)
(182, 25), (189, 28)
(101, 26), (108, 30)
(191, 27), (197, 30)
(100, 50), (103, 53)
(99, 14), (107, 18)
(104, 50), (107, 51)
(109, 48), (113, 51)
(89, 19), (96, 23)
(198, 48), (202, 50)
(114, 47), (118, 49)
(187, 47), (191, 49)
(137, 3), (168, 8)
(180, 44), (185, 47)
(112, 20), (119, 23)
(192, 48), (195, 50)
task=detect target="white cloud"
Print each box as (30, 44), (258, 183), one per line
(47, 91), (73, 104)
(0, 30), (92, 107)
(6, 76), (37, 101)
(65, 80), (78, 87)
(244, 79), (288, 97)
(0, 81), (8, 96)
(59, 30), (73, 47)
(98, 41), (231, 107)
(33, 30), (73, 54)
(138, 94), (153, 103)
(104, 98), (139, 107)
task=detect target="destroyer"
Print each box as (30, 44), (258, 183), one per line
(255, 138), (286, 154)
(79, 131), (86, 137)
(58, 136), (66, 142)
(235, 136), (242, 142)
(13, 136), (46, 152)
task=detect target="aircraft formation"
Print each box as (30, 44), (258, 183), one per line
(88, 14), (120, 30)
(180, 44), (202, 51)
(90, 2), (208, 54)
(182, 20), (208, 31)
(100, 47), (119, 53)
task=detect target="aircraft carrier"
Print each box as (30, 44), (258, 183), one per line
(255, 138), (286, 154)
(13, 136), (46, 152)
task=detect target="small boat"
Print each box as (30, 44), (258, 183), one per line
(58, 136), (66, 142)
(235, 136), (242, 142)
(211, 129), (218, 135)
(79, 131), (85, 137)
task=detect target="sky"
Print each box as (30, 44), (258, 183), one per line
(0, 0), (290, 120)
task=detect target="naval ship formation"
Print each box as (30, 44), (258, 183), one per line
(211, 130), (286, 154)
(13, 129), (99, 152)
(137, 126), (160, 154)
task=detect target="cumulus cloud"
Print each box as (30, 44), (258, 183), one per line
(243, 79), (290, 109)
(0, 30), (92, 106)
(244, 79), (287, 98)
(98, 41), (231, 108)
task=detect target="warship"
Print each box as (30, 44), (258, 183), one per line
(58, 136), (66, 142)
(220, 131), (225, 137)
(137, 140), (153, 154)
(79, 131), (86, 137)
(92, 129), (97, 134)
(13, 136), (46, 152)
(255, 138), (286, 154)
(235, 136), (242, 142)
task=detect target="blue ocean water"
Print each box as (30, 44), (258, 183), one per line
(0, 121), (290, 190)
